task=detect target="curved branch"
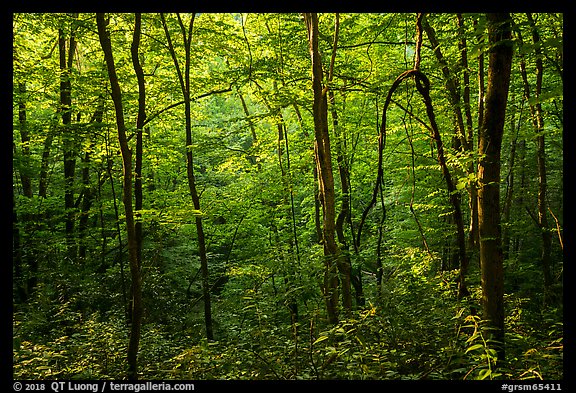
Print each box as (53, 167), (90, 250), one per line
(355, 69), (418, 248)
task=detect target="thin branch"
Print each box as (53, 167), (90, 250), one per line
(414, 13), (423, 70)
(327, 13), (339, 84)
(390, 98), (433, 133)
(339, 40), (418, 49)
(548, 207), (563, 251)
(142, 86), (232, 127)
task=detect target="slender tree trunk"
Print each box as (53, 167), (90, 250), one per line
(59, 15), (78, 260)
(375, 188), (386, 300)
(502, 95), (522, 260)
(472, 17), (485, 254)
(517, 15), (553, 291)
(17, 82), (33, 198)
(326, 13), (354, 313)
(97, 13), (143, 380)
(457, 14), (481, 252)
(13, 189), (28, 303)
(330, 90), (355, 312)
(526, 13), (553, 291)
(38, 123), (55, 199)
(14, 81), (32, 302)
(275, 104), (301, 324)
(422, 15), (468, 150)
(162, 13), (213, 340)
(132, 13), (146, 271)
(304, 12), (340, 324)
(104, 127), (128, 310)
(478, 12), (514, 362)
(422, 14), (471, 296)
(77, 99), (105, 260)
(237, 89), (257, 143)
(415, 73), (470, 299)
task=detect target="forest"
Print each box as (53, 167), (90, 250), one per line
(12, 13), (563, 382)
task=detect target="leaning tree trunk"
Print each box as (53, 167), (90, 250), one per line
(422, 14), (471, 296)
(477, 12), (514, 362)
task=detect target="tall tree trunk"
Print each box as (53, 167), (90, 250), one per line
(458, 14), (481, 252)
(237, 88), (258, 143)
(59, 14), (78, 260)
(14, 81), (33, 302)
(472, 16), (485, 253)
(274, 103), (301, 325)
(132, 13), (146, 272)
(422, 14), (471, 295)
(17, 82), (33, 198)
(77, 101), (104, 260)
(517, 15), (553, 292)
(526, 13), (553, 291)
(422, 15), (469, 151)
(161, 13), (214, 340)
(38, 123), (55, 199)
(330, 90), (355, 312)
(304, 12), (340, 324)
(13, 188), (28, 303)
(478, 12), (513, 362)
(326, 13), (354, 313)
(502, 94), (522, 260)
(97, 13), (143, 380)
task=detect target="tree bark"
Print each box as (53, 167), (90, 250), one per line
(422, 14), (473, 295)
(502, 95), (522, 260)
(422, 15), (469, 151)
(457, 14), (481, 252)
(14, 81), (33, 302)
(526, 13), (553, 290)
(17, 82), (33, 198)
(330, 90), (355, 312)
(77, 99), (105, 260)
(59, 16), (78, 260)
(326, 13), (354, 313)
(161, 13), (214, 340)
(96, 13), (143, 380)
(478, 12), (514, 362)
(132, 13), (146, 271)
(304, 13), (340, 324)
(414, 72), (470, 299)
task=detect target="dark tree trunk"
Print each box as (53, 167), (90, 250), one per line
(38, 126), (54, 199)
(14, 82), (34, 302)
(97, 13), (143, 380)
(17, 82), (33, 198)
(77, 99), (105, 260)
(472, 16), (486, 252)
(502, 95), (522, 260)
(330, 90), (360, 309)
(59, 15), (78, 260)
(422, 14), (472, 296)
(131, 13), (146, 271)
(325, 14), (354, 313)
(161, 13), (214, 340)
(478, 12), (514, 362)
(526, 13), (553, 291)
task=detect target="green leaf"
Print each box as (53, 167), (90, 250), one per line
(313, 335), (329, 345)
(465, 343), (484, 354)
(478, 368), (492, 380)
